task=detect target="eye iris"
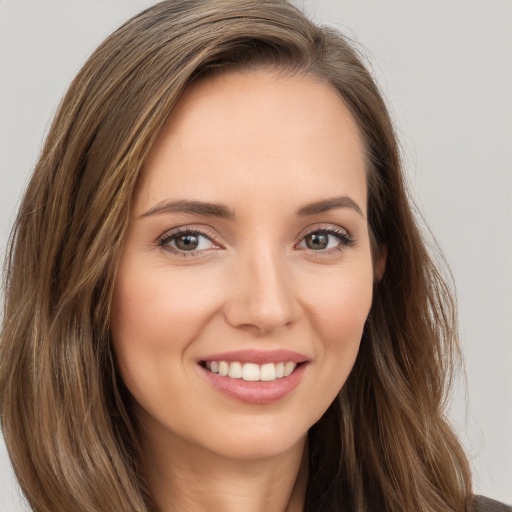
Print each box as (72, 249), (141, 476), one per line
(175, 234), (199, 251)
(306, 232), (329, 250)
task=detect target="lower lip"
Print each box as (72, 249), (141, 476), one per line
(199, 363), (307, 404)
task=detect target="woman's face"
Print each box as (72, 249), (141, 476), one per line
(111, 70), (375, 460)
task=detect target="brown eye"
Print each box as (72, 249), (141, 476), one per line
(304, 232), (329, 250)
(159, 230), (217, 254)
(174, 234), (200, 251)
(297, 227), (354, 253)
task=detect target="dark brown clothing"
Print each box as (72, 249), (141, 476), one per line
(473, 495), (512, 512)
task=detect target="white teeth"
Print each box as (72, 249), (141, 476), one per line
(206, 361), (298, 381)
(260, 363), (276, 381)
(284, 362), (296, 377)
(242, 363), (260, 381)
(218, 361), (229, 376)
(228, 361), (242, 379)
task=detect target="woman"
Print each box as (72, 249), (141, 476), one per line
(0, 1), (509, 511)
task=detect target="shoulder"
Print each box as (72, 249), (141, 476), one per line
(472, 495), (512, 512)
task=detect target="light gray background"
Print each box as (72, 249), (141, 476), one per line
(1, 1), (511, 509)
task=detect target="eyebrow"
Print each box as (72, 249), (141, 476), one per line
(139, 195), (364, 219)
(296, 196), (364, 217)
(140, 200), (235, 219)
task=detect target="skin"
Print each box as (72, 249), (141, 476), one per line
(110, 69), (378, 512)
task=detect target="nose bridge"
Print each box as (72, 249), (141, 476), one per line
(224, 244), (299, 334)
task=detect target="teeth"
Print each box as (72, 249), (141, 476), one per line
(260, 363), (276, 381)
(219, 361), (229, 376)
(228, 361), (242, 379)
(284, 362), (296, 377)
(242, 363), (260, 381)
(205, 361), (298, 381)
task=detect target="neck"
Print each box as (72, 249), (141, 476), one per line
(141, 426), (308, 512)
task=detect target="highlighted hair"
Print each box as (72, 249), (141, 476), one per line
(1, 1), (471, 510)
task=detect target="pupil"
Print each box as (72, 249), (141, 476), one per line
(176, 234), (199, 250)
(306, 233), (328, 250)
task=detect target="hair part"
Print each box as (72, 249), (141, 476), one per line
(1, 1), (471, 511)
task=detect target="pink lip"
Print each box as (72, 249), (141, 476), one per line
(199, 362), (307, 404)
(199, 349), (308, 365)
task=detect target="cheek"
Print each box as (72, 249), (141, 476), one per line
(302, 257), (374, 399)
(109, 253), (241, 413)
(109, 259), (217, 398)
(307, 261), (374, 342)
(111, 258), (219, 344)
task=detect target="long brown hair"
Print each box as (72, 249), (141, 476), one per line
(1, 1), (472, 511)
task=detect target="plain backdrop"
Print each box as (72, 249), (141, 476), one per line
(1, 1), (511, 510)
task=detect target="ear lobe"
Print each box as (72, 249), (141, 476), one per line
(374, 245), (387, 282)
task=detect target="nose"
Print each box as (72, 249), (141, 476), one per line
(223, 248), (300, 335)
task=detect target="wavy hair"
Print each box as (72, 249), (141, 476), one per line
(1, 1), (471, 511)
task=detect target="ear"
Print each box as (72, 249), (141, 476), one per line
(374, 245), (387, 282)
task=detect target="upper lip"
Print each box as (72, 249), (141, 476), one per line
(199, 349), (309, 365)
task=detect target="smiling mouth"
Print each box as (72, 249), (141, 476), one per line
(200, 360), (301, 382)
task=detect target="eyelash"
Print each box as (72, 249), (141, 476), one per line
(157, 225), (354, 257)
(298, 226), (355, 255)
(157, 227), (219, 257)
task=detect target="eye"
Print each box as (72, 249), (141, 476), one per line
(297, 227), (353, 252)
(158, 228), (218, 255)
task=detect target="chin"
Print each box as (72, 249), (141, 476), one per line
(209, 428), (307, 462)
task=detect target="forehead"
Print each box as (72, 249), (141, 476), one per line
(135, 69), (367, 215)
